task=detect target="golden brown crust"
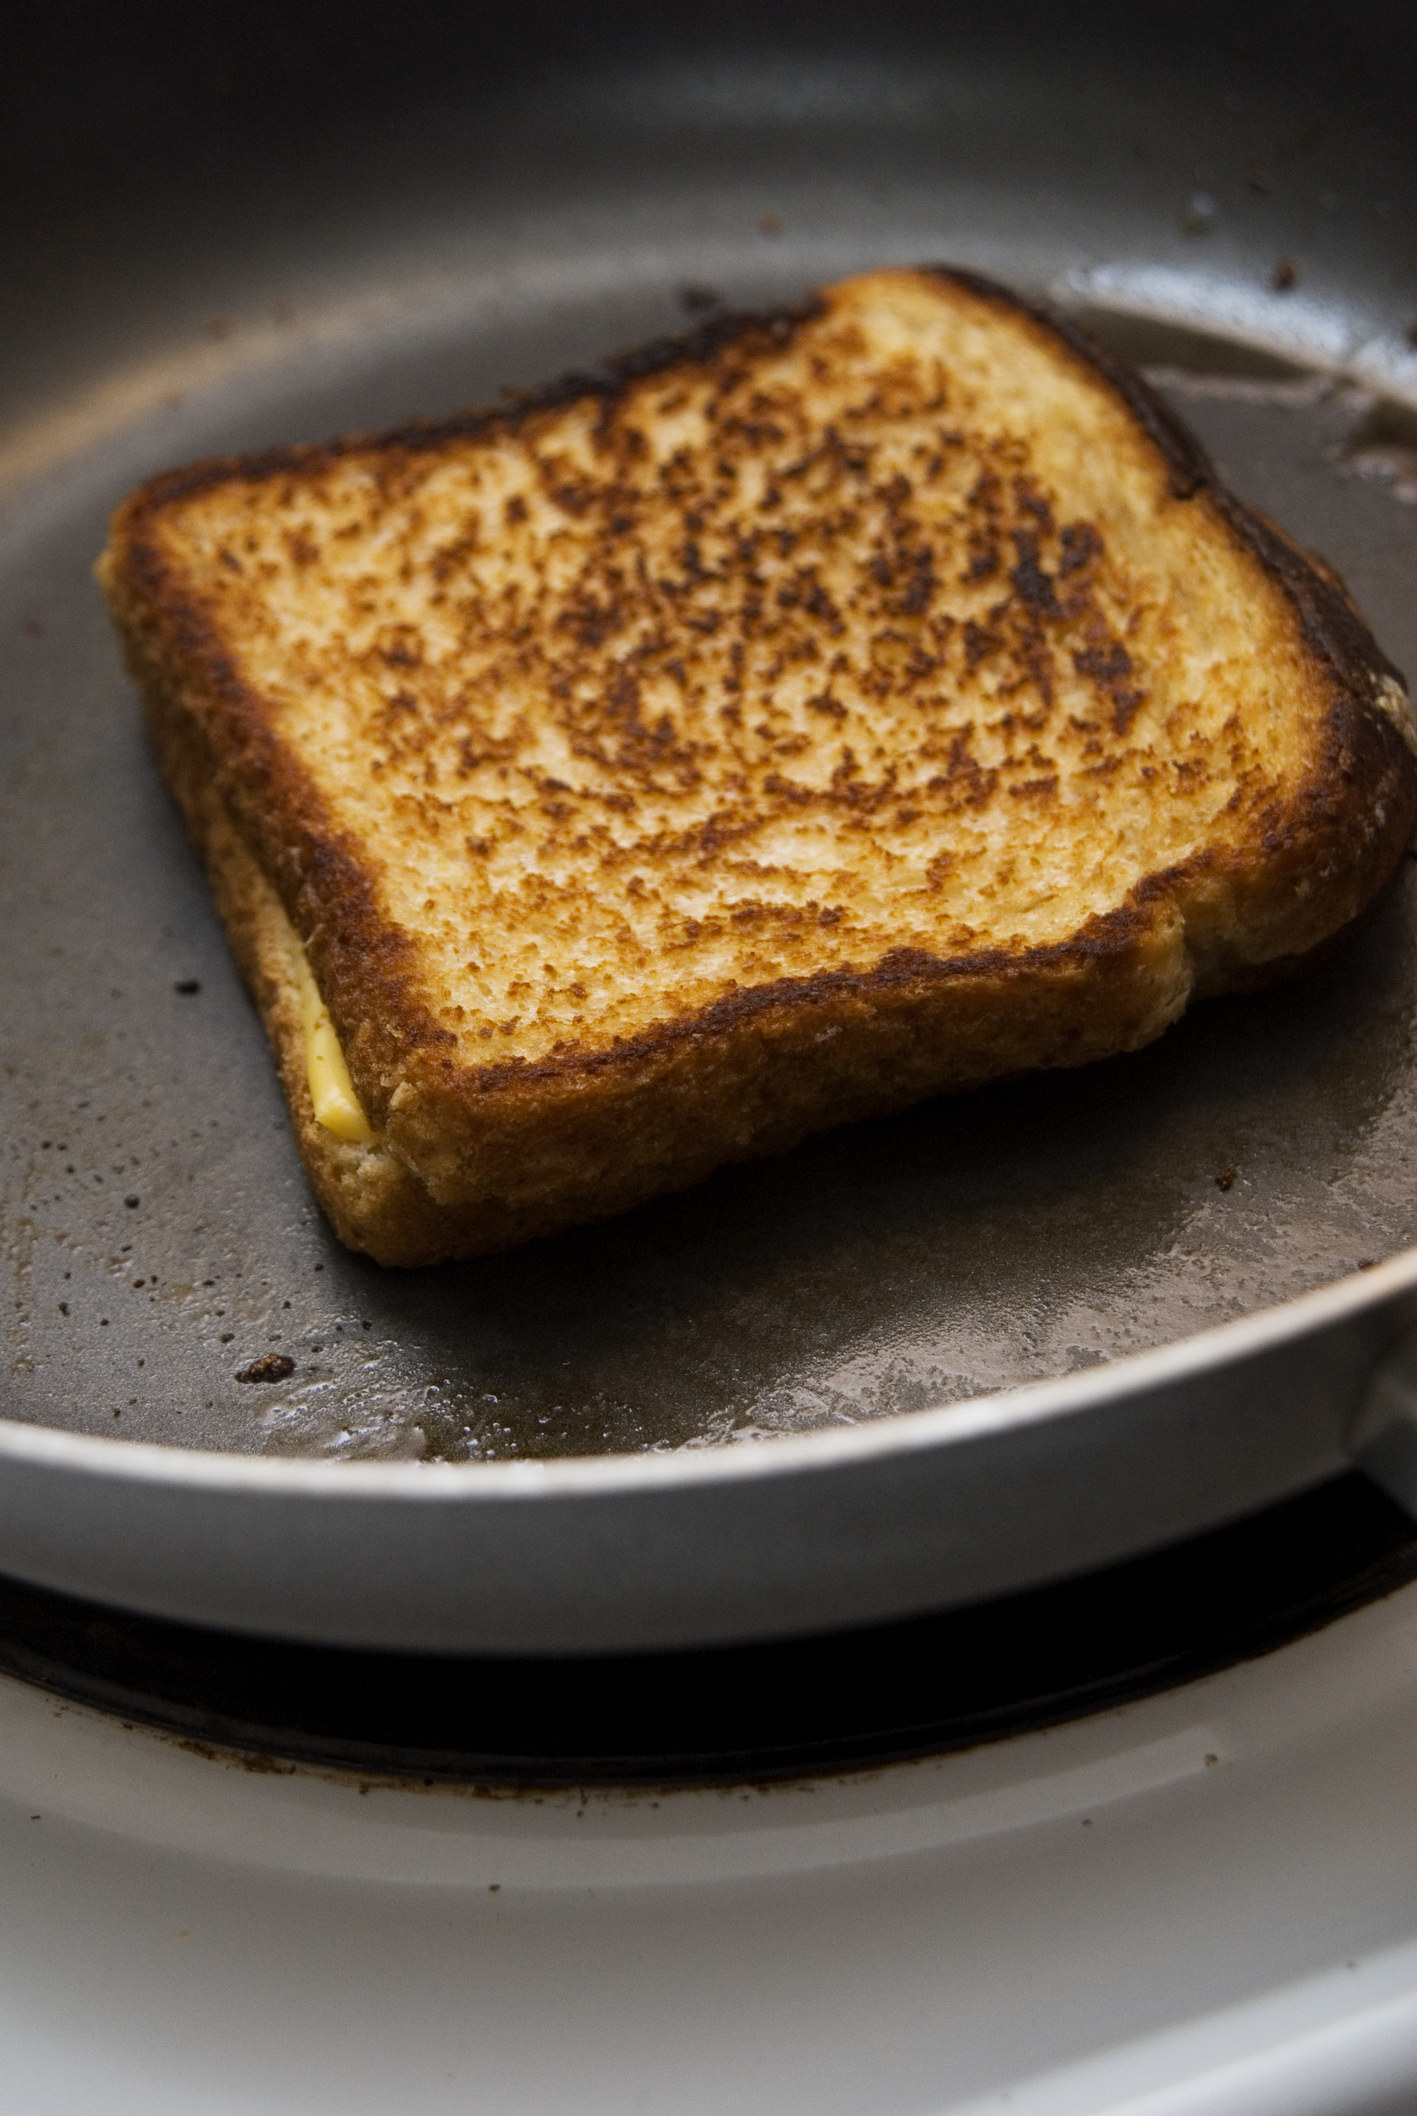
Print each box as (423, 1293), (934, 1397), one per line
(99, 267), (1417, 1263)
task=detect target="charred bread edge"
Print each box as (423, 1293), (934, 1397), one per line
(104, 268), (1417, 1142)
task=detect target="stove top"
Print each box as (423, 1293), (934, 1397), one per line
(4, 1520), (1417, 2115)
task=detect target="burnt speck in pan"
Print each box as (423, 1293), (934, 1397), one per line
(174, 978), (201, 995)
(757, 210), (782, 237)
(124, 1194), (140, 1208)
(1339, 400), (1417, 504)
(1272, 258), (1299, 292)
(677, 284), (723, 315)
(1215, 1167), (1238, 1192)
(236, 1353), (295, 1383)
(1358, 1258), (1379, 1271)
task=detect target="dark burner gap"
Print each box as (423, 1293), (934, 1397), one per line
(1, 1474), (1412, 1786)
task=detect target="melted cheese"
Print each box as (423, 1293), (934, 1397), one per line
(293, 947), (378, 1144)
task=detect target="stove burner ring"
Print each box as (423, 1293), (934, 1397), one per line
(1, 1475), (1412, 1787)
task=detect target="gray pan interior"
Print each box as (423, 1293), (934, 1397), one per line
(4, 3), (1417, 1649)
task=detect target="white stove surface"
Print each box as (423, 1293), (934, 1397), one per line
(2, 1583), (1416, 2115)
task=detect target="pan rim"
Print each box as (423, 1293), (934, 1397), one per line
(5, 1245), (1415, 1502)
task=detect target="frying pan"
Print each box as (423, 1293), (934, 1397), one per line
(5, 0), (1417, 1654)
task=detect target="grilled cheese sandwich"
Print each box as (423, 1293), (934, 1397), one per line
(98, 267), (1417, 1263)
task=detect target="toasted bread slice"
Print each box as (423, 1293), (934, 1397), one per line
(99, 267), (1417, 1265)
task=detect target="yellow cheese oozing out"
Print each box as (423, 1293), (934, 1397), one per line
(293, 947), (378, 1144)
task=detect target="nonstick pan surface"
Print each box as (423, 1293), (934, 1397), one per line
(4, 2), (1417, 1650)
